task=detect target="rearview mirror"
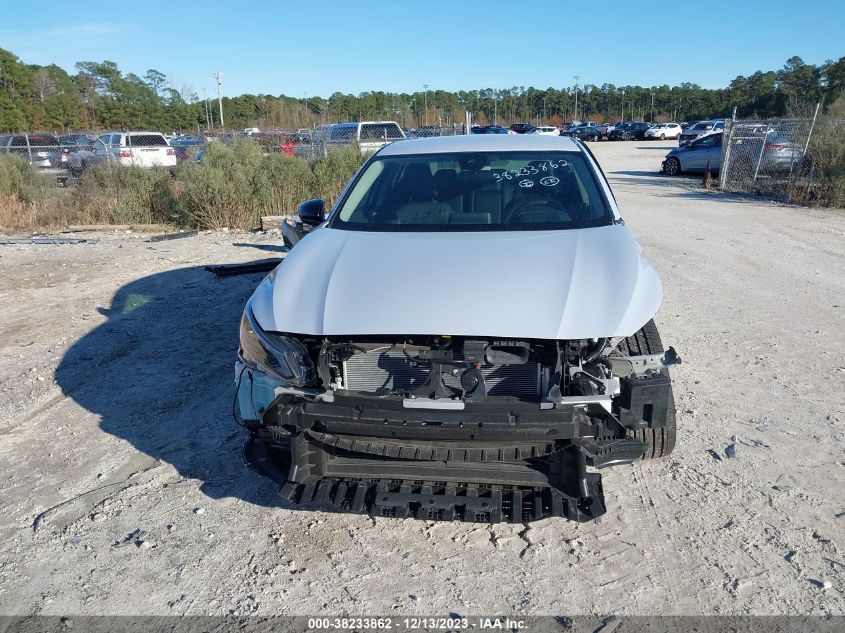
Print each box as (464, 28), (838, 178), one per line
(298, 198), (326, 226)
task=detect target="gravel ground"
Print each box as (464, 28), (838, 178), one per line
(0, 141), (843, 617)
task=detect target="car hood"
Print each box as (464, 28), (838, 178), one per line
(250, 225), (662, 340)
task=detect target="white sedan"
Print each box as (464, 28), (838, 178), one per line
(644, 123), (682, 140)
(531, 126), (561, 136)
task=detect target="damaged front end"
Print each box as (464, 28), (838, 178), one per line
(236, 305), (679, 523)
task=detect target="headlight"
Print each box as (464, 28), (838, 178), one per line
(239, 305), (315, 386)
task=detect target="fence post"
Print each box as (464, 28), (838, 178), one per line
(25, 133), (32, 163)
(802, 102), (821, 157)
(720, 119), (735, 190)
(751, 129), (769, 188)
(788, 102), (821, 204)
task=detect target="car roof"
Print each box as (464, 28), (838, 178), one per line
(378, 134), (581, 156)
(100, 131), (168, 135)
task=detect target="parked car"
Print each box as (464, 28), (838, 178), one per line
(724, 130), (807, 179)
(662, 131), (722, 175)
(531, 126), (560, 136)
(314, 121), (405, 154)
(470, 125), (511, 134)
(679, 120), (725, 146)
(509, 123), (536, 134)
(608, 122), (651, 140)
(58, 133), (99, 151)
(236, 134), (679, 524)
(169, 135), (205, 161)
(564, 125), (603, 141)
(68, 131), (177, 174)
(0, 133), (70, 183)
(414, 126), (446, 138)
(644, 123), (682, 140)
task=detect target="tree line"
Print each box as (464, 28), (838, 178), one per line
(1, 48), (844, 133)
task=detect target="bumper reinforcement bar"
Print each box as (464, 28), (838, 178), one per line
(245, 437), (606, 523)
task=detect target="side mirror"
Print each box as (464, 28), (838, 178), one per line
(298, 198), (326, 226)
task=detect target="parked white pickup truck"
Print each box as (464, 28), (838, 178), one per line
(68, 131), (177, 174)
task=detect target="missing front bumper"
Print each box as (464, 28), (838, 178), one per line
(245, 436), (606, 522)
(243, 398), (650, 523)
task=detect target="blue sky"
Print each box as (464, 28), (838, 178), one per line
(1, 0), (843, 98)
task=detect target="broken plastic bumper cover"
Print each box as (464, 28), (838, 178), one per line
(243, 393), (655, 523)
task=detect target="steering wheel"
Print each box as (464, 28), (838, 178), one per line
(504, 197), (569, 224)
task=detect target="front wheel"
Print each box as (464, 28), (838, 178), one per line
(659, 133), (665, 140)
(663, 156), (681, 175)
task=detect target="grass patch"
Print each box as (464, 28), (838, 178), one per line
(0, 140), (370, 232)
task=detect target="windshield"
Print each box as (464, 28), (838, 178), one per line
(330, 151), (613, 232)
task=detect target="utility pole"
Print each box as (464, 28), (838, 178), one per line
(202, 87), (212, 130)
(621, 89), (625, 121)
(573, 75), (579, 123)
(213, 72), (224, 129)
(542, 96), (547, 123)
(423, 84), (429, 126)
(650, 91), (655, 122)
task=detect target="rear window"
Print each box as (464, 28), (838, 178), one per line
(127, 134), (168, 147)
(330, 126), (356, 141)
(331, 151), (613, 233)
(11, 135), (59, 147)
(360, 123), (404, 141)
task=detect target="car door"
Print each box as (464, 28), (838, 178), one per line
(685, 134), (721, 172)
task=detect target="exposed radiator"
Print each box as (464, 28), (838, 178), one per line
(342, 349), (541, 397)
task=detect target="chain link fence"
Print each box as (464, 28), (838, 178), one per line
(719, 117), (815, 202)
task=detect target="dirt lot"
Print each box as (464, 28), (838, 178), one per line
(0, 141), (843, 617)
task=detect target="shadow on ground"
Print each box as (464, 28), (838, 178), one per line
(55, 264), (285, 507)
(232, 242), (287, 253)
(609, 169), (673, 178)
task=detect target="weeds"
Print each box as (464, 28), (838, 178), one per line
(0, 140), (368, 232)
(802, 99), (845, 208)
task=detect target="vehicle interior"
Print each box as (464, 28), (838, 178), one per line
(333, 152), (613, 231)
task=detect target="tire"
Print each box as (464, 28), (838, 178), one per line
(659, 133), (665, 140)
(663, 156), (681, 176)
(618, 320), (677, 460)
